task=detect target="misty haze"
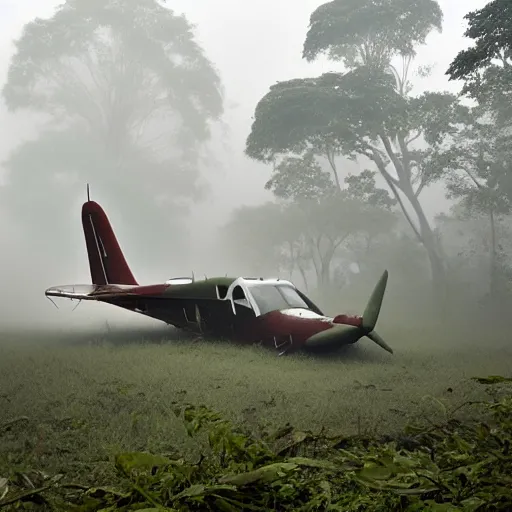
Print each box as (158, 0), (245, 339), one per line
(1, 0), (512, 509)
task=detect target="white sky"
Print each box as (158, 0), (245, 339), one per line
(0, 0), (488, 227)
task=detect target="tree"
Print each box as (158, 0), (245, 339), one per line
(303, 0), (442, 67)
(245, 0), (463, 302)
(295, 195), (358, 289)
(446, 0), (512, 125)
(438, 108), (512, 297)
(344, 169), (397, 209)
(222, 174), (397, 293)
(446, 0), (512, 297)
(265, 151), (334, 200)
(436, 207), (512, 315)
(1, 0), (223, 270)
(261, 147), (397, 289)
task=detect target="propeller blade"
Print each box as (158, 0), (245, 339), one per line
(367, 331), (393, 354)
(362, 270), (388, 332)
(304, 324), (362, 349)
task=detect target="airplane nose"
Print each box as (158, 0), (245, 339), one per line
(306, 270), (393, 354)
(304, 324), (362, 349)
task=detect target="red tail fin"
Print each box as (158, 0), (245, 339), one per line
(81, 201), (138, 285)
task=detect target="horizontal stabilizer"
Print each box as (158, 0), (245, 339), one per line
(45, 284), (135, 300)
(45, 283), (168, 301)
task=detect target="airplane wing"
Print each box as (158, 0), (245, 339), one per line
(45, 284), (169, 301)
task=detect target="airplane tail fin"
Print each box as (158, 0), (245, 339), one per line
(81, 201), (138, 286)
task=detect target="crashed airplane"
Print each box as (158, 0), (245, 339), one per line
(46, 193), (392, 356)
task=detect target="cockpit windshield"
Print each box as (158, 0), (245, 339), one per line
(248, 284), (309, 315)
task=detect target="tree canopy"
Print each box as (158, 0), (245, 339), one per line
(443, 111), (512, 216)
(3, 0), (223, 135)
(442, 0), (512, 301)
(223, 168), (397, 293)
(2, 0), (224, 269)
(436, 106), (512, 297)
(246, 67), (406, 165)
(446, 0), (512, 81)
(446, 0), (512, 125)
(245, 0), (475, 304)
(264, 152), (334, 201)
(303, 0), (443, 68)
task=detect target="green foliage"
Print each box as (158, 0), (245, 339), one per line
(246, 67), (403, 163)
(264, 152), (396, 208)
(2, 377), (512, 510)
(472, 375), (512, 384)
(446, 0), (512, 79)
(303, 0), (443, 67)
(265, 152), (334, 200)
(345, 170), (397, 209)
(247, 68), (465, 197)
(447, 0), (512, 125)
(407, 92), (470, 147)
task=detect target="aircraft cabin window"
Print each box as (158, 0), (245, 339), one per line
(249, 285), (309, 315)
(232, 285), (251, 309)
(233, 286), (246, 300)
(217, 285), (228, 299)
(278, 285), (309, 309)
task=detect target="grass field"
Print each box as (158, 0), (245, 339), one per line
(1, 321), (511, 488)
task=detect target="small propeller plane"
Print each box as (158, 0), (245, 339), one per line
(45, 193), (393, 356)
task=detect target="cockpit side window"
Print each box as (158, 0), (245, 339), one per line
(233, 286), (246, 300)
(232, 285), (252, 311)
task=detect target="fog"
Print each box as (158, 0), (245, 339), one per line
(4, 4), (512, 506)
(0, 0), (506, 335)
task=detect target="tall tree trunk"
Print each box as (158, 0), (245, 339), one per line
(310, 239), (335, 290)
(489, 208), (498, 298)
(319, 241), (337, 290)
(371, 152), (447, 311)
(403, 186), (447, 314)
(326, 148), (342, 192)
